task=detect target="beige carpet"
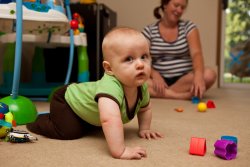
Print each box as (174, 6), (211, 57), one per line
(1, 88), (250, 167)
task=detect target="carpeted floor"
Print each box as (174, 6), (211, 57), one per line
(1, 88), (250, 167)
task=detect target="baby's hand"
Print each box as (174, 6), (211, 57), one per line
(138, 130), (164, 140)
(120, 146), (147, 160)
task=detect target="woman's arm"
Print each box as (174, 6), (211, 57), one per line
(150, 68), (168, 95)
(187, 28), (206, 98)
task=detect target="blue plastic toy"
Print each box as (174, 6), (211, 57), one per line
(0, 0), (78, 123)
(0, 102), (16, 138)
(191, 96), (200, 104)
(0, 1), (38, 125)
(221, 135), (238, 144)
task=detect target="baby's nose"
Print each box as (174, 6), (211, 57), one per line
(136, 59), (144, 69)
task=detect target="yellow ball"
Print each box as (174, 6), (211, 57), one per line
(197, 102), (207, 112)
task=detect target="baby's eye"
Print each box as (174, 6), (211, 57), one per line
(141, 54), (149, 60)
(125, 56), (133, 62)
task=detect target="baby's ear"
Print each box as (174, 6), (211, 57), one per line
(102, 61), (114, 75)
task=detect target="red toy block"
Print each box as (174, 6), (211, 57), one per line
(207, 100), (216, 108)
(189, 137), (206, 156)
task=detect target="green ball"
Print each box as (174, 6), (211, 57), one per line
(0, 96), (37, 125)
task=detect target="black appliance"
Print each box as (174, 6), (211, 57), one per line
(45, 3), (117, 82)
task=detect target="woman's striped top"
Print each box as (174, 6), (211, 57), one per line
(142, 20), (196, 78)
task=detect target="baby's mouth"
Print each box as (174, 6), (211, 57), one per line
(136, 72), (146, 78)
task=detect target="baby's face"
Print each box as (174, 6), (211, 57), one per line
(109, 35), (151, 88)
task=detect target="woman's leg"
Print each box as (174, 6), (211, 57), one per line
(147, 79), (192, 99)
(203, 67), (217, 89)
(170, 67), (217, 92)
(147, 67), (216, 100)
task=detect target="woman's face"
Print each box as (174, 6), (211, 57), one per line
(163, 0), (187, 23)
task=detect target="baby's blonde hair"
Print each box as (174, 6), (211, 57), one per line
(102, 27), (147, 61)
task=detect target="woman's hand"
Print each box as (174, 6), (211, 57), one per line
(151, 70), (168, 96)
(191, 73), (206, 98)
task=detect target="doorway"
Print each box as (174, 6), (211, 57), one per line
(220, 0), (250, 88)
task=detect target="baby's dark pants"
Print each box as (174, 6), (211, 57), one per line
(26, 85), (97, 140)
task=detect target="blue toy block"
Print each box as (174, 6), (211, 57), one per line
(221, 136), (238, 144)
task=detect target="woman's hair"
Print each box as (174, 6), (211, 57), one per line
(153, 0), (171, 19)
(153, 0), (188, 19)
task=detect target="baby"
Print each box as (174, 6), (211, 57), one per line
(27, 27), (163, 160)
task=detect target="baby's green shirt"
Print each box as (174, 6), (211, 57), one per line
(65, 73), (150, 126)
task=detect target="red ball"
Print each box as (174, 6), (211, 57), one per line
(70, 20), (79, 30)
(73, 13), (79, 19)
